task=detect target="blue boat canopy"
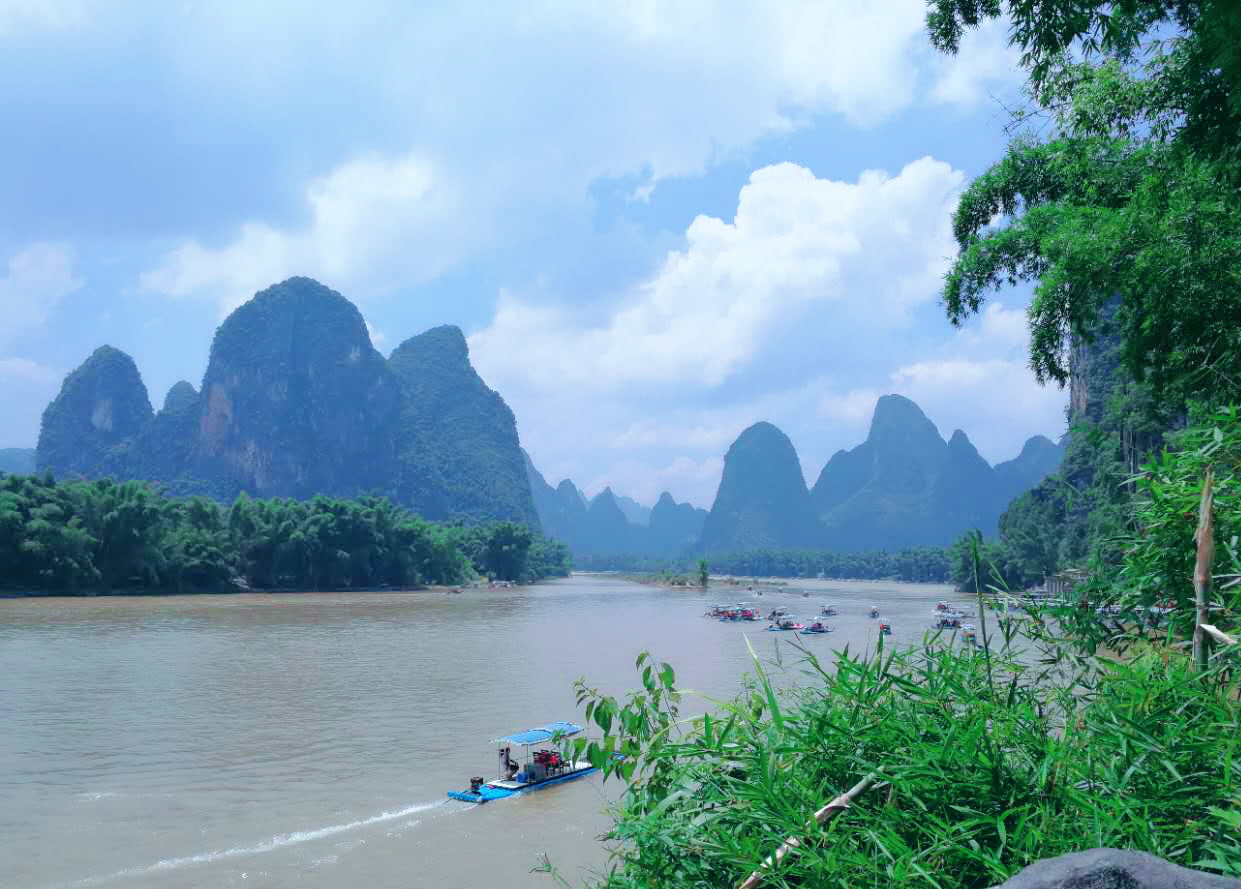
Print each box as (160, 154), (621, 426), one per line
(495, 721), (584, 746)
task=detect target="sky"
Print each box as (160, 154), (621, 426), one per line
(0, 0), (1068, 508)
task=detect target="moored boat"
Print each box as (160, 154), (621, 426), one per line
(447, 722), (595, 804)
(766, 616), (805, 632)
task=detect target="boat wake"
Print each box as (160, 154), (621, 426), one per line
(54, 799), (448, 888)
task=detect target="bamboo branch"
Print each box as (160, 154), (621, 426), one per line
(1193, 466), (1216, 672)
(737, 773), (879, 889)
(1200, 623), (1237, 646)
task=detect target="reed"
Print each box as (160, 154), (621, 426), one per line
(568, 627), (1240, 888)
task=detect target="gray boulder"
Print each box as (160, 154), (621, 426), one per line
(990, 849), (1241, 889)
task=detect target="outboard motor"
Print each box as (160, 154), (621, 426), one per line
(470, 776), (484, 793)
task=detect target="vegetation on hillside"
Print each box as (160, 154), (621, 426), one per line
(390, 325), (541, 527)
(35, 279), (540, 528)
(0, 474), (568, 594)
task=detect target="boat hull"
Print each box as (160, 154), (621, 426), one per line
(447, 762), (597, 804)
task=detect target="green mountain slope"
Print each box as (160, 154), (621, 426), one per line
(37, 345), (153, 479)
(34, 277), (541, 528)
(699, 421), (819, 551)
(389, 325), (539, 527)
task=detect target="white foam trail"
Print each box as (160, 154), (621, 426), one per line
(56, 799), (446, 888)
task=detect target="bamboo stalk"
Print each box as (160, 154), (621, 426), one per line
(1200, 623), (1237, 646)
(1193, 466), (1216, 672)
(737, 773), (879, 889)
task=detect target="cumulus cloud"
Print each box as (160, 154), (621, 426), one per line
(0, 243), (82, 348)
(928, 18), (1021, 107)
(490, 164), (1062, 509)
(132, 2), (1018, 313)
(471, 158), (964, 392)
(140, 153), (465, 313)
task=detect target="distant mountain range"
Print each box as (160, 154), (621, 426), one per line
(32, 277), (538, 527)
(524, 453), (707, 556)
(526, 394), (1063, 556)
(18, 276), (1061, 555)
(0, 448), (35, 475)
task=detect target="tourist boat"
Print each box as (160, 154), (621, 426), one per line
(878, 621), (892, 635)
(932, 615), (962, 630)
(718, 605), (759, 622)
(767, 617), (805, 632)
(820, 605), (839, 616)
(446, 722), (596, 804)
(801, 621), (833, 635)
(869, 606), (880, 619)
(766, 608), (791, 621)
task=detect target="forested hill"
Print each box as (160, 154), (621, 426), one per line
(809, 395), (1065, 550)
(527, 398), (1063, 559)
(34, 277), (538, 527)
(699, 421), (820, 552)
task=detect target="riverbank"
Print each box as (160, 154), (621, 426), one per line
(0, 474), (570, 596)
(570, 610), (1241, 888)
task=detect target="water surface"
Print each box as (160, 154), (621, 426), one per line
(1, 574), (963, 889)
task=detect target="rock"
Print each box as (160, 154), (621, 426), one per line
(699, 421), (820, 551)
(989, 849), (1241, 889)
(389, 324), (539, 526)
(37, 345), (153, 478)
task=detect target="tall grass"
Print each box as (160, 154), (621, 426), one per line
(569, 626), (1240, 888)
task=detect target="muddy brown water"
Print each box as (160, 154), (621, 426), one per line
(0, 574), (966, 889)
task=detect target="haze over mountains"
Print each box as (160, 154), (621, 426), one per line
(526, 395), (1063, 556)
(23, 275), (1061, 557)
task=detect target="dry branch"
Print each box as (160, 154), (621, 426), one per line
(737, 773), (879, 889)
(1200, 623), (1237, 646)
(1193, 466), (1216, 671)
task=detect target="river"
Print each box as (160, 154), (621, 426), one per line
(1, 574), (964, 889)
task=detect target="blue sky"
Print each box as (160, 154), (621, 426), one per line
(0, 1), (1066, 507)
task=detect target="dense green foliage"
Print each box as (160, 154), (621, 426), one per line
(930, 2), (1241, 408)
(1097, 406), (1241, 638)
(573, 546), (952, 583)
(0, 474), (567, 593)
(568, 633), (1240, 888)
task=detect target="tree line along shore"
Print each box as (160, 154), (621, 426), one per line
(0, 473), (570, 595)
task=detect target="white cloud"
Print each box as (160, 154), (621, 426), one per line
(0, 357), (61, 447)
(365, 319), (387, 351)
(135, 2), (1017, 313)
(0, 243), (82, 348)
(140, 153), (465, 314)
(0, 0), (83, 37)
(472, 158), (964, 392)
(929, 18), (1022, 107)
